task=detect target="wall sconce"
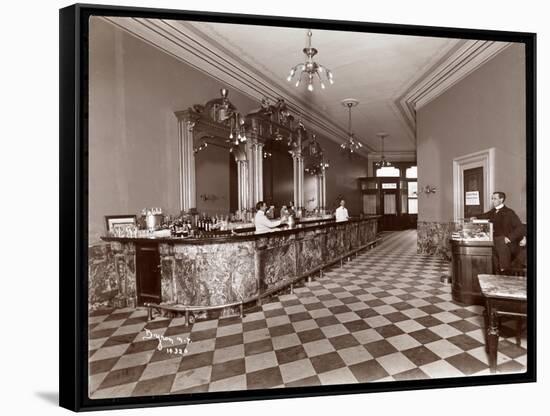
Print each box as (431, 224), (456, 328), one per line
(193, 142), (208, 154)
(423, 185), (437, 195)
(199, 194), (220, 202)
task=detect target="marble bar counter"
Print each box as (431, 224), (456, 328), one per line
(99, 216), (380, 318)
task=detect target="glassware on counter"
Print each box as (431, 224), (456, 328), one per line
(287, 215), (295, 228)
(451, 219), (493, 241)
(109, 224), (138, 238)
(140, 207), (164, 231)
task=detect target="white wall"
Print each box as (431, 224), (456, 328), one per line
(417, 43), (526, 223)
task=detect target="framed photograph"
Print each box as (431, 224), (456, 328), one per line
(104, 215), (137, 234)
(59, 3), (536, 412)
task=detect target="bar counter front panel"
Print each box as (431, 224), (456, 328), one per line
(97, 217), (379, 312)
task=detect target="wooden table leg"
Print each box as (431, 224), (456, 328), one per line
(487, 303), (499, 373)
(483, 308), (490, 353)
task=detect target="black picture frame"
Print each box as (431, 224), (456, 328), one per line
(59, 3), (536, 412)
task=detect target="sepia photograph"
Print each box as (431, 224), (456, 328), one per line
(58, 3), (535, 410)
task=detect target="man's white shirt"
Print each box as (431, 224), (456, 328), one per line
(335, 206), (349, 222)
(254, 210), (281, 233)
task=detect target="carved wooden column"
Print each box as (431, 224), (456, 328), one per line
(237, 160), (250, 211)
(292, 154), (304, 209)
(320, 169), (327, 211)
(315, 175), (323, 210)
(299, 157), (305, 209)
(177, 118), (196, 212)
(254, 142), (264, 203)
(248, 141), (264, 205)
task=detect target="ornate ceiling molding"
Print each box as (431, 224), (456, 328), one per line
(101, 16), (372, 157)
(100, 17), (510, 156)
(393, 39), (512, 139)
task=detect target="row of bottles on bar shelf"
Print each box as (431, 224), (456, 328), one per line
(196, 214), (221, 232)
(170, 213), (233, 238)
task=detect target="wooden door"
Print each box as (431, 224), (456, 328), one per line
(360, 178), (379, 215)
(381, 181), (399, 230)
(136, 244), (161, 306)
(463, 167), (484, 218)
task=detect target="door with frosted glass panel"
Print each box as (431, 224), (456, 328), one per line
(381, 180), (399, 230)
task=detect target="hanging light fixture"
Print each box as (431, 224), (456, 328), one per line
(340, 99), (364, 154)
(374, 133), (391, 167)
(320, 156), (330, 171)
(193, 142), (208, 154)
(229, 113), (247, 145)
(287, 29), (334, 92)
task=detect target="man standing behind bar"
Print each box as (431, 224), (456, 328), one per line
(474, 191), (524, 273)
(254, 201), (282, 233)
(335, 199), (350, 222)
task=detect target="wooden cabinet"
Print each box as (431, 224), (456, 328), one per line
(135, 243), (161, 306)
(451, 239), (494, 305)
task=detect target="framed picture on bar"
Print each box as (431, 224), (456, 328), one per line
(104, 215), (137, 234)
(59, 3), (536, 412)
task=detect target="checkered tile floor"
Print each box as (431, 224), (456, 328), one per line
(88, 230), (527, 398)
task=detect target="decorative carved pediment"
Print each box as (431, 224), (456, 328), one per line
(175, 90), (317, 156)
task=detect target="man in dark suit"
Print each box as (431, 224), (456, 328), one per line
(475, 191), (525, 273)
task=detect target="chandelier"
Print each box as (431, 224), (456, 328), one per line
(374, 133), (391, 167)
(304, 157), (329, 175)
(287, 30), (334, 92)
(340, 99), (364, 154)
(319, 156), (330, 171)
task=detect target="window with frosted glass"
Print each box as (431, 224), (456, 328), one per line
(408, 181), (418, 214)
(363, 194), (377, 214)
(376, 166), (400, 177)
(408, 182), (417, 197)
(408, 198), (418, 214)
(384, 194), (397, 214)
(406, 166), (417, 178)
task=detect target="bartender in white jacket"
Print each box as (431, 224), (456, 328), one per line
(254, 201), (283, 233)
(335, 199), (350, 222)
